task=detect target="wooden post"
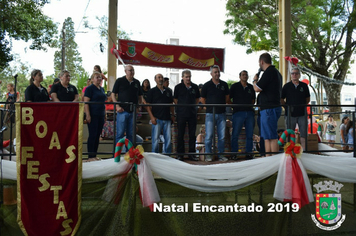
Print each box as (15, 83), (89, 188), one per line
(278, 0), (291, 84)
(107, 0), (118, 91)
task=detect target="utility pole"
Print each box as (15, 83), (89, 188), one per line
(107, 0), (118, 91)
(278, 0), (291, 84)
(61, 21), (66, 71)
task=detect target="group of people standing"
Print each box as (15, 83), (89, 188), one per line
(12, 51), (353, 162)
(16, 66), (107, 161)
(113, 53), (293, 162)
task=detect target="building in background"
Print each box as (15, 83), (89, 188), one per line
(166, 37), (180, 90)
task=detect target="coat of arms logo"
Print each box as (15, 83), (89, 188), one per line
(127, 43), (137, 57)
(311, 180), (346, 231)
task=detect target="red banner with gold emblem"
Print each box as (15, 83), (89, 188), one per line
(16, 103), (83, 236)
(118, 39), (225, 71)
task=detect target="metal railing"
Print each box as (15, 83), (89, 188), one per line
(1, 102), (355, 160)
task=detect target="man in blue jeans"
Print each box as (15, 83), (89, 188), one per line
(230, 70), (256, 160)
(146, 73), (174, 154)
(201, 65), (230, 162)
(253, 53), (282, 156)
(111, 65), (143, 145)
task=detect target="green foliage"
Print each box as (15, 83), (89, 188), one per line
(0, 0), (57, 69)
(227, 80), (238, 88)
(77, 71), (91, 95)
(84, 16), (131, 43)
(224, 0), (356, 110)
(0, 56), (31, 101)
(42, 75), (56, 89)
(53, 17), (85, 83)
(224, 0), (356, 72)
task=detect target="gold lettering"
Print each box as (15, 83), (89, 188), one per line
(21, 146), (34, 165)
(36, 120), (47, 138)
(65, 145), (76, 163)
(49, 132), (61, 150)
(51, 185), (62, 204)
(38, 174), (50, 192)
(56, 201), (68, 220)
(27, 161), (40, 179)
(21, 107), (34, 125)
(60, 219), (73, 236)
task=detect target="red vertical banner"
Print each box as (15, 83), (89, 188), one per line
(16, 103), (83, 236)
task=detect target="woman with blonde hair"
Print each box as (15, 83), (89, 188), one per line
(6, 83), (20, 102)
(196, 125), (206, 161)
(84, 71), (107, 161)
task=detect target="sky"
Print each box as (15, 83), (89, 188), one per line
(11, 0), (262, 88)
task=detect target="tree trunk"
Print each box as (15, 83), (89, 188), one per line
(322, 82), (342, 115)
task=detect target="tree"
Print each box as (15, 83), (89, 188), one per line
(84, 15), (131, 46)
(227, 80), (238, 88)
(0, 0), (57, 70)
(0, 55), (31, 102)
(53, 17), (85, 81)
(224, 0), (356, 112)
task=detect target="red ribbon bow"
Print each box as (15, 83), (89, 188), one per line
(284, 143), (302, 159)
(126, 146), (144, 165)
(284, 56), (299, 66)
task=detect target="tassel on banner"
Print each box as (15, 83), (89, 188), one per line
(111, 43), (126, 66)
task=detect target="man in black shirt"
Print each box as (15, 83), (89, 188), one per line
(230, 70), (256, 159)
(146, 73), (174, 154)
(201, 65), (230, 162)
(253, 53), (282, 156)
(281, 67), (310, 149)
(111, 65), (143, 144)
(173, 70), (200, 161)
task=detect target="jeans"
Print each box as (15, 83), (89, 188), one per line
(231, 111), (255, 153)
(87, 115), (105, 158)
(151, 119), (171, 154)
(260, 107), (282, 140)
(205, 113), (226, 154)
(115, 111), (134, 145)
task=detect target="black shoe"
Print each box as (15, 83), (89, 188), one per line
(177, 156), (184, 161)
(245, 154), (254, 160)
(189, 155), (199, 161)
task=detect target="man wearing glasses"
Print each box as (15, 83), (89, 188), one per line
(280, 67), (310, 150)
(173, 70), (200, 161)
(111, 65), (143, 145)
(201, 65), (230, 162)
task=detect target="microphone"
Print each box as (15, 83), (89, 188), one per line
(256, 68), (262, 77)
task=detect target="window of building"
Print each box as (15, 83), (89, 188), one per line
(344, 94), (352, 102)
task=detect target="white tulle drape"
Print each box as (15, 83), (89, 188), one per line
(2, 143), (356, 197)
